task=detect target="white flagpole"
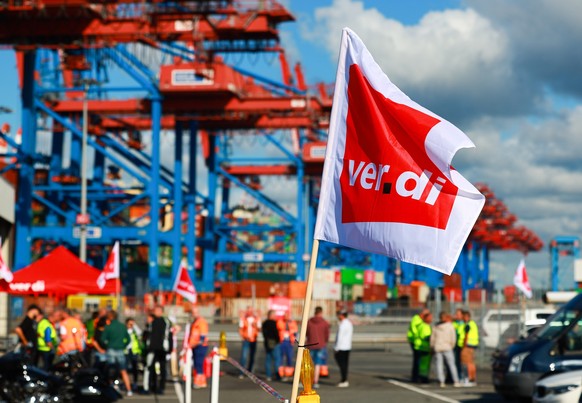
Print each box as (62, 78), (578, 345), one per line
(290, 239), (320, 403)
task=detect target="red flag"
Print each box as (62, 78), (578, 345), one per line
(314, 28), (485, 275)
(513, 258), (532, 299)
(173, 260), (197, 303)
(0, 238), (13, 283)
(97, 241), (119, 289)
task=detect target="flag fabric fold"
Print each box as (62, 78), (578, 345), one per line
(173, 260), (197, 303)
(314, 28), (485, 275)
(513, 258), (532, 299)
(0, 238), (13, 283)
(97, 241), (120, 290)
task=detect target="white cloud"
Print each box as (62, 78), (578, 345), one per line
(298, 0), (582, 289)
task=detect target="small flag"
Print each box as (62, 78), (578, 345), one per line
(97, 241), (120, 289)
(173, 259), (197, 303)
(314, 28), (485, 274)
(513, 258), (532, 299)
(0, 238), (13, 283)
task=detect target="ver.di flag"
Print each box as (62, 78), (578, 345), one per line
(513, 258), (532, 299)
(173, 260), (197, 303)
(0, 237), (13, 283)
(314, 28), (485, 275)
(97, 241), (120, 289)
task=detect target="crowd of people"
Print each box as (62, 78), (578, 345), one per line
(13, 302), (355, 396)
(14, 303), (181, 396)
(407, 307), (479, 387)
(239, 305), (353, 388)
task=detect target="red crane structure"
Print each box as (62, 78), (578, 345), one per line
(0, 0), (540, 294)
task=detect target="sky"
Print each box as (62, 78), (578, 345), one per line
(2, 0), (582, 289)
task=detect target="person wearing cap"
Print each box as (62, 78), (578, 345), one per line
(334, 310), (353, 388)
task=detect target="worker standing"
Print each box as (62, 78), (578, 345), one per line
(189, 306), (209, 389)
(407, 308), (429, 383)
(306, 306), (330, 389)
(36, 310), (58, 370)
(460, 310), (479, 386)
(57, 308), (86, 356)
(277, 311), (298, 380)
(239, 306), (261, 376)
(125, 317), (143, 388)
(452, 308), (465, 380)
(417, 312), (433, 384)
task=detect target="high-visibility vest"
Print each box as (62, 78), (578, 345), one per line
(277, 319), (298, 344)
(189, 317), (209, 347)
(465, 320), (479, 347)
(240, 315), (260, 342)
(58, 317), (85, 355)
(455, 321), (465, 348)
(416, 321), (432, 352)
(128, 329), (143, 355)
(407, 314), (422, 344)
(37, 318), (57, 353)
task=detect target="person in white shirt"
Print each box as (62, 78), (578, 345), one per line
(334, 310), (353, 388)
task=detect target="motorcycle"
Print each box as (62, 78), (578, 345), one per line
(0, 350), (121, 402)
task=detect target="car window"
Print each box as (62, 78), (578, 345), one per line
(487, 313), (519, 322)
(533, 309), (582, 341)
(536, 313), (552, 320)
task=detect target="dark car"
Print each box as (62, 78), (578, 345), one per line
(493, 294), (582, 400)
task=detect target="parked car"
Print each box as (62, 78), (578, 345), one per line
(493, 294), (582, 400)
(533, 370), (582, 403)
(482, 308), (555, 348)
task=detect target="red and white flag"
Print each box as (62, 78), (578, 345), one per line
(97, 241), (120, 289)
(314, 28), (485, 275)
(173, 260), (197, 303)
(513, 258), (532, 299)
(0, 238), (13, 283)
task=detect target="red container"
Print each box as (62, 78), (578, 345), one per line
(397, 284), (412, 298)
(363, 284), (387, 301)
(468, 288), (486, 303)
(288, 281), (307, 299)
(239, 280), (272, 298)
(443, 273), (462, 289)
(220, 282), (239, 298)
(364, 270), (376, 285)
(443, 287), (463, 302)
(504, 285), (517, 303)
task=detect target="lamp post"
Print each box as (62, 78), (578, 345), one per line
(78, 79), (97, 262)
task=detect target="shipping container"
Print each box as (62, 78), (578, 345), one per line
(363, 284), (388, 302)
(352, 284), (364, 300)
(220, 282), (239, 298)
(374, 271), (385, 285)
(289, 281), (307, 299)
(364, 270), (375, 285)
(341, 268), (365, 285)
(314, 268), (337, 283)
(443, 273), (462, 289)
(312, 282), (341, 301)
(239, 280), (272, 298)
(443, 287), (463, 302)
(468, 288), (487, 303)
(341, 284), (353, 301)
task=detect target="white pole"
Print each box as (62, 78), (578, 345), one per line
(210, 349), (220, 403)
(185, 347), (192, 403)
(79, 82), (89, 262)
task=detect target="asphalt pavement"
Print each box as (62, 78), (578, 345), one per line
(126, 339), (500, 403)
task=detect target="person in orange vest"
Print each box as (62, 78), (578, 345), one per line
(277, 311), (298, 380)
(57, 308), (86, 356)
(239, 306), (261, 377)
(189, 306), (209, 389)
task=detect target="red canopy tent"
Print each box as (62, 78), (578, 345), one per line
(0, 246), (117, 295)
